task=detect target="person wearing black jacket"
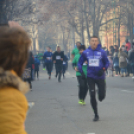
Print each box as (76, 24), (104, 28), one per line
(129, 48), (134, 76)
(53, 46), (64, 82)
(23, 52), (34, 90)
(63, 54), (68, 78)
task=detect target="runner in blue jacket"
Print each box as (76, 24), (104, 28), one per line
(78, 36), (109, 121)
(44, 46), (53, 79)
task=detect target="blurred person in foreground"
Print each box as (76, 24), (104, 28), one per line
(0, 21), (31, 134)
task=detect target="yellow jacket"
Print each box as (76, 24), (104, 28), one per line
(0, 69), (29, 134)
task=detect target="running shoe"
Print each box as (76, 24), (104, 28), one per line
(78, 100), (83, 105)
(82, 101), (86, 105)
(93, 115), (99, 122)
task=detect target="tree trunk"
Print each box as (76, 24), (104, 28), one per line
(81, 0), (84, 45)
(33, 38), (36, 54)
(118, 13), (121, 47)
(84, 0), (90, 42)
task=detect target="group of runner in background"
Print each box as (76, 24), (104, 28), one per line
(23, 46), (68, 89)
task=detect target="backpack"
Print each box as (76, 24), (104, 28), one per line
(119, 56), (126, 63)
(23, 68), (31, 79)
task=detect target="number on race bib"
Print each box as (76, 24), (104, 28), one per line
(89, 59), (99, 67)
(63, 62), (66, 64)
(47, 57), (51, 60)
(83, 63), (87, 65)
(56, 56), (61, 60)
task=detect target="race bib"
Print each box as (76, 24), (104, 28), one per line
(56, 56), (61, 60)
(63, 62), (66, 65)
(47, 57), (51, 60)
(89, 59), (99, 67)
(83, 63), (87, 66)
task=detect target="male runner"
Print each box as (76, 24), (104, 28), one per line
(78, 36), (109, 121)
(53, 46), (64, 82)
(72, 45), (88, 105)
(44, 46), (53, 79)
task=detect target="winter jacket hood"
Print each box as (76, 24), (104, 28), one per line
(0, 68), (29, 94)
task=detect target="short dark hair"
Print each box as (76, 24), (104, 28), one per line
(90, 35), (99, 40)
(79, 45), (86, 51)
(76, 42), (81, 45)
(47, 46), (51, 49)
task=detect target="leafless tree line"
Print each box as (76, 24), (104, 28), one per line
(1, 0), (134, 52)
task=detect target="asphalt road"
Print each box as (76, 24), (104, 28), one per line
(25, 65), (134, 134)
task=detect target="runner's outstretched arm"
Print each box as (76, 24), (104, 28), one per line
(78, 53), (86, 73)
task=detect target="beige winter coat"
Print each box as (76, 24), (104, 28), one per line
(118, 51), (128, 68)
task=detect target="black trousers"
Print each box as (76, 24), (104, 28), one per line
(87, 77), (106, 116)
(34, 70), (39, 78)
(127, 63), (131, 75)
(63, 64), (67, 77)
(55, 64), (63, 81)
(24, 78), (32, 89)
(114, 66), (120, 75)
(45, 62), (52, 76)
(77, 76), (88, 101)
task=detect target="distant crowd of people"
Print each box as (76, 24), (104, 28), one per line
(102, 39), (134, 78)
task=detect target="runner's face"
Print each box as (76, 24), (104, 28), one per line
(79, 49), (84, 54)
(57, 47), (61, 52)
(90, 38), (99, 50)
(76, 43), (81, 48)
(47, 47), (50, 52)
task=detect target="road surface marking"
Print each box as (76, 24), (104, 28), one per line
(121, 90), (134, 93)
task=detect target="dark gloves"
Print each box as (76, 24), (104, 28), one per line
(97, 68), (106, 77)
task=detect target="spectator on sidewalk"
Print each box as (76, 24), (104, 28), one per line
(125, 39), (131, 52)
(113, 52), (120, 76)
(118, 47), (128, 77)
(107, 54), (114, 77)
(0, 21), (31, 134)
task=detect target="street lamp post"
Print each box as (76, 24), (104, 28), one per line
(93, 0), (95, 35)
(113, 0), (116, 46)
